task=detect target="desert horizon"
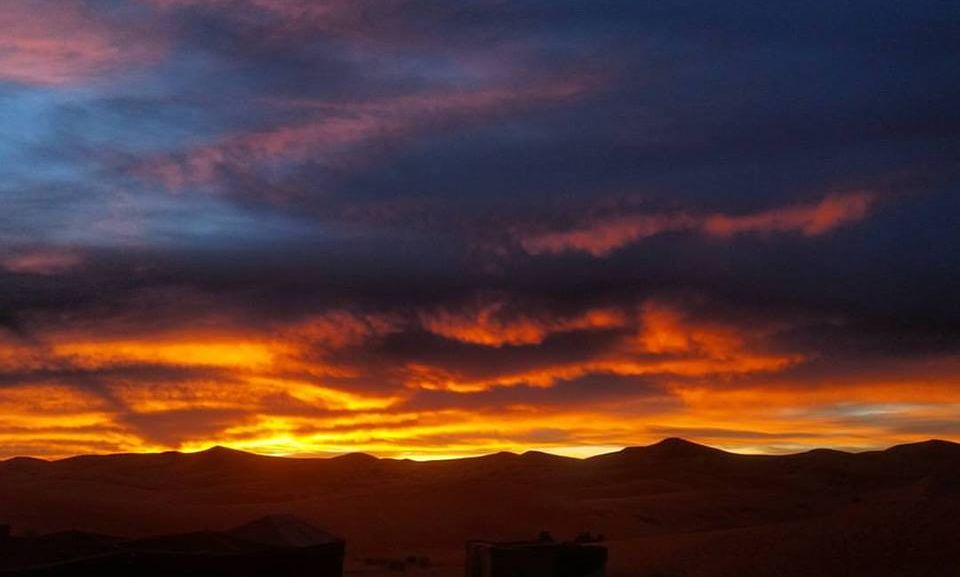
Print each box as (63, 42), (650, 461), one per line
(6, 436), (960, 463)
(3, 434), (960, 576)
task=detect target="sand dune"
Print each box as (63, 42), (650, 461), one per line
(2, 438), (959, 576)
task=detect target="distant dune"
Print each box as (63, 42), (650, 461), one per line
(2, 438), (959, 577)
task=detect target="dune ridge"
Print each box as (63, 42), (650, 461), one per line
(2, 438), (958, 577)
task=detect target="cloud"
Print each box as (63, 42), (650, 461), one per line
(0, 1), (163, 85)
(401, 300), (802, 393)
(1, 247), (85, 275)
(419, 299), (625, 347)
(520, 192), (877, 256)
(0, 296), (957, 458)
(288, 310), (401, 349)
(0, 296), (805, 456)
(148, 0), (349, 21)
(702, 192), (875, 237)
(138, 78), (594, 192)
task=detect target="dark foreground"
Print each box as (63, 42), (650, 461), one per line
(0, 515), (344, 576)
(2, 438), (959, 577)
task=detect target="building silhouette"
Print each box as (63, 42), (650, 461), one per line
(0, 515), (343, 577)
(466, 536), (607, 577)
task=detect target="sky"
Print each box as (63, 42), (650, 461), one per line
(1, 0), (959, 460)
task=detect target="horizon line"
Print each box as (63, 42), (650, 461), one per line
(4, 437), (957, 464)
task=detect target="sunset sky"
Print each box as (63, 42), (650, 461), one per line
(2, 0), (959, 459)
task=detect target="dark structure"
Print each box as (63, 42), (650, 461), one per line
(0, 515), (344, 577)
(466, 537), (607, 577)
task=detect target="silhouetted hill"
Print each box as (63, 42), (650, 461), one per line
(590, 437), (729, 465)
(1, 439), (958, 577)
(520, 450), (579, 465)
(877, 439), (960, 464)
(330, 452), (380, 465)
(0, 457), (50, 475)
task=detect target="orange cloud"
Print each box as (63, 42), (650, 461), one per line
(420, 300), (625, 347)
(54, 339), (279, 370)
(1, 297), (957, 460)
(407, 302), (800, 392)
(0, 385), (151, 458)
(520, 192), (876, 256)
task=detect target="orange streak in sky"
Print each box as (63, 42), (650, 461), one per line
(0, 302), (957, 460)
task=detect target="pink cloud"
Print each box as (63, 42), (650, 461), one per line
(702, 191), (874, 237)
(520, 213), (698, 257)
(147, 1), (398, 35)
(0, 1), (162, 85)
(140, 79), (593, 190)
(149, 0), (339, 17)
(520, 192), (877, 256)
(147, 0), (404, 46)
(1, 247), (85, 275)
(140, 115), (389, 190)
